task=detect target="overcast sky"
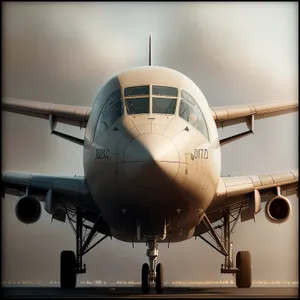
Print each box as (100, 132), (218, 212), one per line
(2, 2), (298, 286)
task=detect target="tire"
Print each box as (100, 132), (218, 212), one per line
(141, 263), (150, 294)
(155, 263), (164, 294)
(236, 251), (252, 288)
(60, 250), (76, 288)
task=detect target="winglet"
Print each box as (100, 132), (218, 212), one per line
(149, 33), (152, 66)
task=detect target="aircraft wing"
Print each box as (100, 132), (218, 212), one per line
(211, 101), (298, 123)
(210, 101), (298, 123)
(2, 170), (99, 215)
(2, 98), (91, 128)
(210, 101), (298, 145)
(195, 169), (298, 235)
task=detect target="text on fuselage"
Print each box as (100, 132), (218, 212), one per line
(95, 148), (110, 160)
(193, 149), (208, 160)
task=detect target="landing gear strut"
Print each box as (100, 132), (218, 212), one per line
(198, 209), (252, 288)
(60, 207), (109, 288)
(141, 238), (164, 294)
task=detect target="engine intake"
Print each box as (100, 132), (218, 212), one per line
(265, 195), (291, 224)
(15, 195), (41, 224)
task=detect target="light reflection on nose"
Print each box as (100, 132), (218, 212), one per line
(125, 134), (179, 162)
(123, 134), (179, 187)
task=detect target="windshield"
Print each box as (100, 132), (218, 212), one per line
(152, 97), (177, 114)
(179, 90), (209, 140)
(126, 97), (150, 114)
(124, 85), (149, 115)
(94, 89), (123, 139)
(152, 85), (178, 115)
(124, 85), (179, 115)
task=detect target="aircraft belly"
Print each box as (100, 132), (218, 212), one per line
(86, 160), (216, 242)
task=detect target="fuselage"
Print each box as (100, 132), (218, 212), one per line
(83, 66), (221, 243)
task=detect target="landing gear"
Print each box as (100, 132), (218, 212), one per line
(236, 251), (252, 288)
(198, 209), (252, 288)
(60, 251), (76, 288)
(141, 263), (150, 294)
(60, 207), (109, 288)
(155, 263), (164, 294)
(141, 238), (164, 294)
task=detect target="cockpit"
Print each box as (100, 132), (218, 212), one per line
(124, 85), (178, 115)
(92, 84), (209, 141)
(124, 85), (209, 140)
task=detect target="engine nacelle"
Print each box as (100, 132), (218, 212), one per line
(265, 195), (291, 224)
(15, 195), (41, 224)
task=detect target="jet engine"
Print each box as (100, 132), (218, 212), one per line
(265, 195), (291, 224)
(15, 195), (41, 224)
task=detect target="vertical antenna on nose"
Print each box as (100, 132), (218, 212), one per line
(149, 33), (152, 66)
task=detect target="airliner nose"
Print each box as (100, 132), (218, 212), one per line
(124, 134), (179, 187)
(125, 134), (179, 162)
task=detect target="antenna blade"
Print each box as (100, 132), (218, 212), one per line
(149, 33), (152, 66)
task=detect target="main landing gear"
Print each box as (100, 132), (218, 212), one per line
(60, 207), (109, 288)
(141, 238), (164, 294)
(198, 209), (252, 288)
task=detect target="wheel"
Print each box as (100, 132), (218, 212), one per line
(141, 263), (150, 294)
(236, 251), (252, 288)
(60, 250), (76, 288)
(155, 263), (164, 294)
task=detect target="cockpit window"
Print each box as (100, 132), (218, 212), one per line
(94, 89), (123, 137)
(152, 98), (177, 114)
(152, 85), (178, 97)
(152, 85), (178, 115)
(126, 97), (149, 114)
(179, 90), (209, 140)
(124, 85), (149, 97)
(124, 85), (150, 115)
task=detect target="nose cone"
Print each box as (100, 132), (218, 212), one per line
(124, 134), (179, 187)
(125, 134), (179, 162)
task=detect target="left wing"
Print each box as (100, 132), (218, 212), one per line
(196, 169), (298, 235)
(210, 101), (298, 145)
(210, 101), (298, 124)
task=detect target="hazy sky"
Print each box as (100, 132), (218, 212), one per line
(2, 2), (298, 285)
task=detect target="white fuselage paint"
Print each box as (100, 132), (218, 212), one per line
(83, 66), (221, 243)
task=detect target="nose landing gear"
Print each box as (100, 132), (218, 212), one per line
(141, 238), (164, 294)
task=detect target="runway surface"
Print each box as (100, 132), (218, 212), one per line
(2, 287), (298, 299)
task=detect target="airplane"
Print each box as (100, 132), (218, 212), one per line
(2, 34), (298, 294)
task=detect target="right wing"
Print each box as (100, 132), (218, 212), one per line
(2, 170), (97, 212)
(2, 98), (91, 128)
(2, 170), (111, 235)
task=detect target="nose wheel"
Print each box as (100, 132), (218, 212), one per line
(141, 263), (150, 294)
(155, 263), (164, 294)
(141, 238), (164, 294)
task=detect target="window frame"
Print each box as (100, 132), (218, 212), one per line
(93, 89), (123, 141)
(179, 89), (210, 141)
(124, 85), (150, 115)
